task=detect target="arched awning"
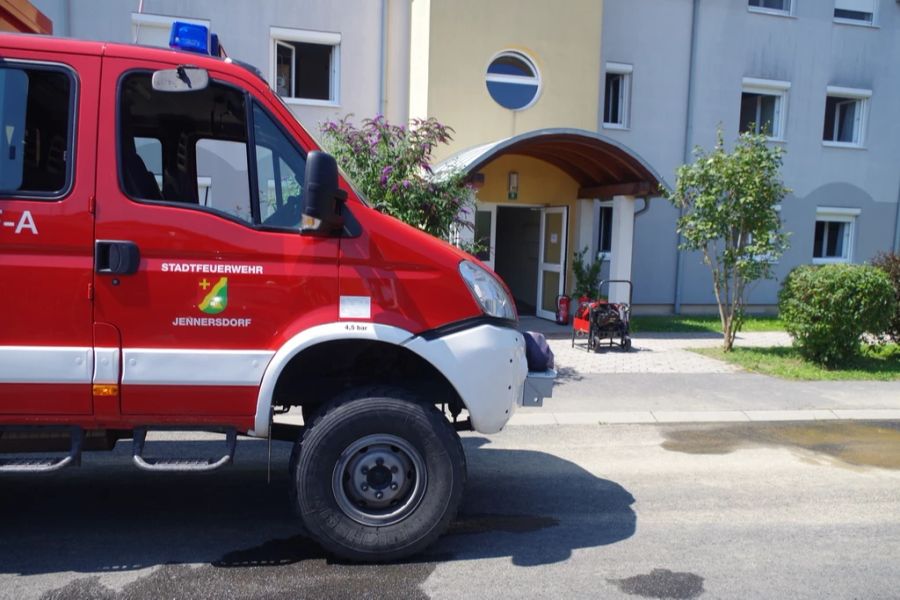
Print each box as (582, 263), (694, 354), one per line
(438, 128), (667, 198)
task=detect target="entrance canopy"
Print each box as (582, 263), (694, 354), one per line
(439, 128), (666, 198)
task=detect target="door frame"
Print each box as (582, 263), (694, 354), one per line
(536, 206), (568, 321)
(474, 201), (498, 270)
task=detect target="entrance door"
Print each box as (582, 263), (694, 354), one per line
(536, 207), (568, 320)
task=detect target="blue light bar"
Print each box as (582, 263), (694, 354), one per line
(169, 21), (210, 55)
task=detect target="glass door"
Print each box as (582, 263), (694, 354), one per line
(536, 206), (568, 320)
(474, 203), (497, 270)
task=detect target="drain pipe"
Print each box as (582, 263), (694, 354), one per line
(378, 0), (388, 116)
(894, 179), (900, 252)
(635, 197), (650, 218)
(673, 0), (700, 314)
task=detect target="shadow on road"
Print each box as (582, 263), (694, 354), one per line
(0, 436), (635, 599)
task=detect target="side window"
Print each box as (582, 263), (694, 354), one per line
(252, 103), (306, 228)
(196, 138), (252, 222)
(0, 66), (73, 196)
(119, 72), (252, 223)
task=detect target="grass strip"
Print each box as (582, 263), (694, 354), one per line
(691, 344), (900, 381)
(630, 315), (784, 334)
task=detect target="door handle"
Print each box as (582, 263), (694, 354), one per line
(95, 240), (141, 275)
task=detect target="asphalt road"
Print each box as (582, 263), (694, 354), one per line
(2, 422), (899, 599)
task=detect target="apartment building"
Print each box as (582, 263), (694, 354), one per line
(599, 0), (900, 311)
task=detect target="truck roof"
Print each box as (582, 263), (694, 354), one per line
(0, 32), (263, 83)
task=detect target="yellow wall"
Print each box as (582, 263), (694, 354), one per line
(410, 0), (603, 161)
(479, 155), (581, 295)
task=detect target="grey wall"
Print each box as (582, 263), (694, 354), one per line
(33, 0), (384, 134)
(602, 0), (900, 309)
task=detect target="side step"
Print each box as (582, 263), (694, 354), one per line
(132, 427), (237, 472)
(0, 426), (84, 473)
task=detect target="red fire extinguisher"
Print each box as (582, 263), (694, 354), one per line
(556, 294), (570, 325)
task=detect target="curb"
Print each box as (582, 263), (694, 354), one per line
(507, 408), (900, 426)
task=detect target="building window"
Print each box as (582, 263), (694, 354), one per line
(597, 205), (613, 256)
(131, 13), (209, 48)
(740, 79), (789, 140)
(748, 0), (792, 15)
(834, 0), (875, 24)
(822, 87), (870, 147)
(485, 51), (541, 111)
(270, 27), (340, 105)
(603, 63), (632, 128)
(813, 208), (859, 264)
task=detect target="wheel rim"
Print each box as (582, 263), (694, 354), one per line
(331, 433), (428, 526)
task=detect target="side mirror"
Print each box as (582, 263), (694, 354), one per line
(151, 66), (209, 92)
(301, 151), (347, 235)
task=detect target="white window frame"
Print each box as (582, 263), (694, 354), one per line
(269, 27), (341, 107)
(741, 78), (790, 141)
(484, 50), (542, 112)
(822, 86), (871, 149)
(603, 63), (632, 130)
(833, 0), (878, 27)
(747, 0), (794, 17)
(131, 13), (209, 47)
(596, 200), (614, 261)
(812, 207), (860, 264)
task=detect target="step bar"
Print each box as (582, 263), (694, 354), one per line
(132, 426), (237, 472)
(0, 426), (84, 473)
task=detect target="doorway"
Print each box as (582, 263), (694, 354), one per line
(488, 205), (567, 318)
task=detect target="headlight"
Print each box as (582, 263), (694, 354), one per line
(459, 260), (516, 321)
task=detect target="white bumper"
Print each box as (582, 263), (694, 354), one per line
(403, 324), (533, 434)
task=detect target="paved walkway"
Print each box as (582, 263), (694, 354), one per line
(513, 317), (900, 426)
(556, 331), (791, 374)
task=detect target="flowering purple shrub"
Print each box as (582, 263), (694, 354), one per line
(320, 115), (473, 243)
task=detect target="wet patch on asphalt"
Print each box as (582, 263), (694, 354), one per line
(39, 546), (436, 600)
(608, 568), (705, 599)
(37, 513), (561, 600)
(661, 421), (900, 470)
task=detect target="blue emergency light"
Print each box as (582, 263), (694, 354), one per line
(169, 21), (210, 55)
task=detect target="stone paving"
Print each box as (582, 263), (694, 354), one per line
(553, 331), (792, 375)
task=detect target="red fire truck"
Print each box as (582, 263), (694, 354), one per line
(0, 26), (554, 561)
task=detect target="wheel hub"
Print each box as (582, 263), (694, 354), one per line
(332, 434), (427, 526)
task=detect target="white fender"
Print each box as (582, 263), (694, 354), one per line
(251, 321), (527, 437)
(251, 322), (415, 436)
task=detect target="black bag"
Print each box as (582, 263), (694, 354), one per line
(524, 331), (554, 371)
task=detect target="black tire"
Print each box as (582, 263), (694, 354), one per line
(292, 388), (466, 562)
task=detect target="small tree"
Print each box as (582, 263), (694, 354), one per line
(572, 247), (602, 299)
(667, 129), (790, 351)
(320, 115), (473, 243)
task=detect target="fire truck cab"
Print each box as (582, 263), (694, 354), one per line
(0, 27), (553, 561)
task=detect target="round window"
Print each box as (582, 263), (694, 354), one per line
(485, 51), (541, 111)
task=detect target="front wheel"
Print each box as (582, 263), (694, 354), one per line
(292, 389), (466, 562)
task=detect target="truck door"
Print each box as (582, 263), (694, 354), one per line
(93, 58), (339, 419)
(0, 54), (98, 415)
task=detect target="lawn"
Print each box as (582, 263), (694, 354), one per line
(630, 314), (784, 334)
(692, 344), (900, 381)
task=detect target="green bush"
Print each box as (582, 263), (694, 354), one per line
(778, 264), (894, 367)
(872, 252), (900, 343)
